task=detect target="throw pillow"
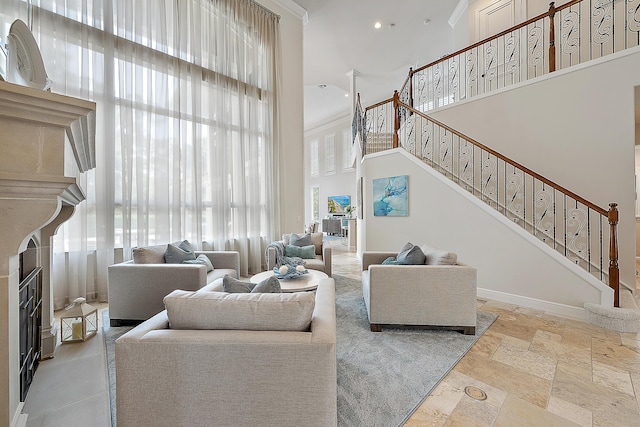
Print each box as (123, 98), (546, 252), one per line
(251, 276), (282, 293)
(285, 244), (316, 259)
(398, 242), (414, 254)
(223, 275), (255, 293)
(183, 254), (214, 272)
(397, 244), (426, 265)
(310, 232), (323, 255)
(164, 241), (196, 264)
(132, 244), (167, 264)
(382, 256), (404, 265)
(425, 249), (458, 265)
(289, 232), (312, 247)
(222, 274), (282, 293)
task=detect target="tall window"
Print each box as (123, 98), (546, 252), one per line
(312, 186), (319, 221)
(30, 0), (282, 304)
(342, 128), (354, 171)
(325, 134), (335, 175)
(310, 140), (319, 176)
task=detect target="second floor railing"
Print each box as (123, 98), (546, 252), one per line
(399, 0), (640, 113)
(358, 92), (620, 306)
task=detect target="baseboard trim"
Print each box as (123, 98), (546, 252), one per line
(477, 288), (587, 321)
(11, 403), (27, 427)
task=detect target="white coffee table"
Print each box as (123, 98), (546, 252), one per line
(251, 269), (328, 292)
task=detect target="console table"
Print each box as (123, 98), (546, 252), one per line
(322, 218), (342, 235)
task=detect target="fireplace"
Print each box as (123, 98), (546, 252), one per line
(0, 80), (96, 427)
(18, 239), (41, 402)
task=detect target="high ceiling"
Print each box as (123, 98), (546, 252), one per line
(292, 0), (460, 128)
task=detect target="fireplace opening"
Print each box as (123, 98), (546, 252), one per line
(18, 237), (42, 402)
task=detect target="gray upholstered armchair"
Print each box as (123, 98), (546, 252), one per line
(361, 245), (477, 334)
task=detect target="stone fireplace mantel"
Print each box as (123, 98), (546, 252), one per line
(0, 80), (96, 427)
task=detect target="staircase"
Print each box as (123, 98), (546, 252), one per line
(354, 0), (640, 329)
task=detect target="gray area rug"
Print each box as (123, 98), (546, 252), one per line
(103, 274), (497, 427)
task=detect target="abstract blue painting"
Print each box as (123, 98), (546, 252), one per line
(372, 175), (408, 217)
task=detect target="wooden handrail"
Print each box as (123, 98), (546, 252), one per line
(411, 1), (579, 76)
(365, 97), (394, 112)
(397, 99), (608, 216)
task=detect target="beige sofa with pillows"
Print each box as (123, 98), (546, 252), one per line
(108, 240), (240, 326)
(115, 278), (337, 427)
(361, 242), (477, 334)
(266, 232), (332, 277)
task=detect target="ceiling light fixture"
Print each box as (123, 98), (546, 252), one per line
(318, 84), (327, 89)
(374, 22), (382, 29)
(344, 93), (349, 97)
(424, 19), (431, 25)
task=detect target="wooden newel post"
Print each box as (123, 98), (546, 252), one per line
(408, 68), (414, 109)
(392, 90), (400, 149)
(548, 2), (556, 73)
(608, 203), (620, 308)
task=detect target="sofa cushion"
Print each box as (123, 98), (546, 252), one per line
(251, 276), (282, 293)
(132, 244), (168, 264)
(164, 289), (315, 331)
(289, 232), (312, 247)
(397, 244), (426, 265)
(183, 254), (214, 272)
(285, 244), (316, 259)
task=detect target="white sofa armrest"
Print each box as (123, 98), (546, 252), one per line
(108, 262), (207, 323)
(196, 250), (240, 277)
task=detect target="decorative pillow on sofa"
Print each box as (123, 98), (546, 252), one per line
(222, 274), (281, 293)
(132, 244), (167, 264)
(382, 256), (404, 265)
(164, 240), (196, 264)
(183, 254), (214, 272)
(163, 289), (315, 331)
(420, 244), (458, 265)
(289, 232), (312, 247)
(285, 244), (316, 259)
(397, 243), (426, 265)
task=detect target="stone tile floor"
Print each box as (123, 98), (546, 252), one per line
(22, 239), (640, 426)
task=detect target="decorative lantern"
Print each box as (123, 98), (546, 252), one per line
(60, 297), (98, 343)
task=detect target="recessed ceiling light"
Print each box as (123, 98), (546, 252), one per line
(374, 22), (382, 29)
(344, 93), (349, 97)
(424, 19), (431, 25)
(318, 84), (327, 89)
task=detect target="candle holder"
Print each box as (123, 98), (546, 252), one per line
(60, 297), (98, 343)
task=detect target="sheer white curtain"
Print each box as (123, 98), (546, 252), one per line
(33, 0), (281, 307)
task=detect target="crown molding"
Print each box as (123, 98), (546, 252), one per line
(270, 0), (308, 24)
(448, 0), (469, 28)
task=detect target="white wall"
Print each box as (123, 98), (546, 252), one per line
(304, 114), (357, 228)
(428, 47), (640, 291)
(258, 0), (305, 236)
(363, 149), (613, 318)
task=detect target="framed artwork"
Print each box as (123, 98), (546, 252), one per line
(372, 175), (408, 217)
(328, 195), (350, 213)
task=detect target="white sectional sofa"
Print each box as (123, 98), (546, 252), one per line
(108, 243), (240, 326)
(115, 278), (337, 427)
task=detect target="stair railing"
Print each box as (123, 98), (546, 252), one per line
(399, 0), (640, 113)
(356, 91), (620, 306)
